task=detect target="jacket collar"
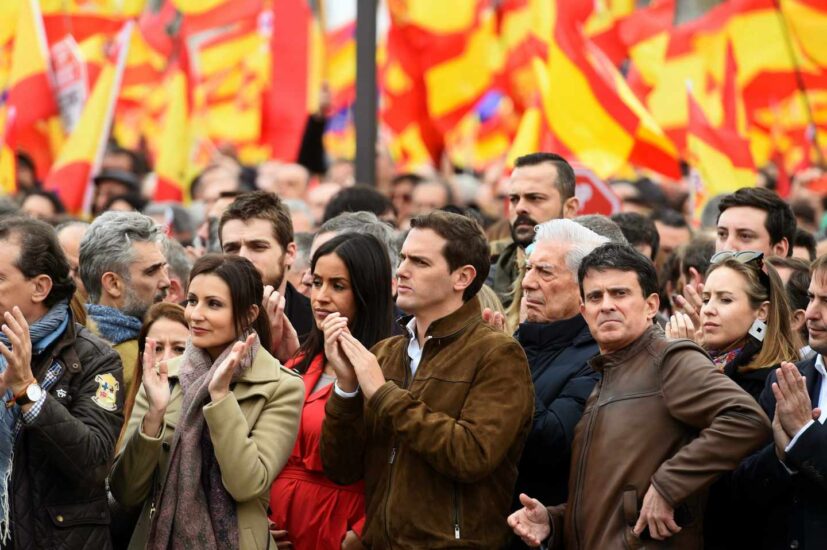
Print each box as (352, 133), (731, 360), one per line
(516, 314), (592, 349)
(396, 295), (482, 340)
(589, 323), (662, 374)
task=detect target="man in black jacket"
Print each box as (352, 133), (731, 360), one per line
(0, 217), (123, 549)
(732, 254), (827, 549)
(508, 219), (606, 548)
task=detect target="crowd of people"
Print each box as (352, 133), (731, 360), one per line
(1, 145), (826, 550)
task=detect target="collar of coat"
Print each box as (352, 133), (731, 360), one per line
(165, 345), (284, 399)
(516, 314), (594, 350)
(589, 323), (663, 373)
(396, 295), (482, 341)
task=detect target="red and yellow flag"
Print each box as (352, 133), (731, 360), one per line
(44, 23), (133, 215)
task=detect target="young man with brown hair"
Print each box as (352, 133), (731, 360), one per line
(321, 210), (534, 548)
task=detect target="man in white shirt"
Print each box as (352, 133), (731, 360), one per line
(732, 254), (827, 549)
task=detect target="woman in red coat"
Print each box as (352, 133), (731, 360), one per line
(269, 233), (394, 549)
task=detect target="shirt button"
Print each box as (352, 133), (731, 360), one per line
(56, 515), (64, 523)
(790, 540), (799, 549)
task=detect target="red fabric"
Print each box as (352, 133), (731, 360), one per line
(269, 354), (365, 549)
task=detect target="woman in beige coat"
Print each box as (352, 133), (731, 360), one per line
(110, 254), (304, 550)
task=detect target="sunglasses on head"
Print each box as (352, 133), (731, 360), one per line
(710, 250), (764, 267)
(710, 250), (771, 293)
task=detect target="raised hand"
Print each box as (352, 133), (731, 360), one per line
(507, 494), (551, 547)
(0, 307), (34, 397)
(263, 285), (300, 363)
(141, 338), (171, 437)
(674, 281), (704, 332)
(482, 307), (507, 333)
(321, 313), (357, 391)
(208, 333), (256, 402)
(772, 362), (817, 438)
(633, 485), (680, 541)
(338, 332), (385, 399)
(665, 312), (701, 343)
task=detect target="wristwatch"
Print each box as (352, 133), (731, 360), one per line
(6, 382), (43, 409)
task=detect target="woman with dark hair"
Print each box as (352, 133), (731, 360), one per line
(110, 254), (304, 550)
(269, 233), (394, 549)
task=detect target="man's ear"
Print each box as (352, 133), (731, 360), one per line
(30, 274), (53, 305)
(165, 278), (185, 304)
(645, 292), (660, 320)
(101, 272), (123, 300)
(773, 238), (790, 258)
(284, 242), (297, 269)
(452, 265), (477, 294)
(563, 196), (579, 219)
(791, 308), (806, 333)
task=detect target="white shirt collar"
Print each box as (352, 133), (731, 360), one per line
(816, 354), (826, 378)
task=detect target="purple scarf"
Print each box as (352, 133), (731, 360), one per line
(147, 333), (260, 550)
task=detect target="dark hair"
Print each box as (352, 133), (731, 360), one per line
(650, 208), (690, 230)
(103, 192), (148, 213)
(767, 256), (811, 312)
(0, 217), (75, 307)
(409, 210), (489, 301)
(106, 145), (150, 178)
(322, 184), (395, 223)
(118, 302), (188, 451)
(514, 152), (575, 200)
(219, 190), (293, 250)
(391, 173), (425, 187)
(187, 254), (271, 347)
(791, 199), (816, 227)
(681, 236), (716, 282)
(611, 212), (660, 260)
(15, 151), (36, 176)
(21, 189), (65, 215)
(578, 243), (659, 299)
(793, 228), (817, 261)
(717, 187), (796, 256)
(293, 233), (394, 374)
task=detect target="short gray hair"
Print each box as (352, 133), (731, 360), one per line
(163, 237), (192, 284)
(319, 211), (399, 275)
(533, 219), (610, 276)
(80, 211), (164, 303)
(574, 215), (628, 245)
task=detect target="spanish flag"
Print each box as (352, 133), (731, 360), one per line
(153, 68), (188, 202)
(44, 23), (133, 215)
(686, 85), (756, 203)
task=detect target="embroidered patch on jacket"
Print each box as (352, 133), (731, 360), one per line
(92, 373), (119, 411)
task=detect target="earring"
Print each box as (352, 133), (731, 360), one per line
(748, 318), (767, 342)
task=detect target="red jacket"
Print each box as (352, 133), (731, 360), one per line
(269, 354), (365, 549)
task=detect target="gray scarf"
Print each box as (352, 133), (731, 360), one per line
(147, 332), (259, 550)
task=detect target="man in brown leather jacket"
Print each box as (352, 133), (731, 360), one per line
(509, 243), (770, 549)
(321, 211), (534, 548)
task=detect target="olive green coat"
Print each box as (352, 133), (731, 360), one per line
(109, 346), (304, 549)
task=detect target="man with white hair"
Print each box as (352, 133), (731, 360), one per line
(507, 220), (607, 549)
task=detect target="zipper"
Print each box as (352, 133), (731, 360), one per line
(383, 336), (434, 547)
(452, 482), (461, 540)
(572, 371), (604, 549)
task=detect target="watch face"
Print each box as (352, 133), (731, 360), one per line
(26, 384), (42, 402)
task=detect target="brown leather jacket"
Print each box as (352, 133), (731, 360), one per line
(321, 296), (534, 548)
(547, 325), (770, 550)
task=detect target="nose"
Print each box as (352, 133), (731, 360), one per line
(159, 267), (171, 290)
(522, 268), (538, 291)
(515, 197), (528, 215)
(805, 299), (820, 322)
(599, 294), (616, 311)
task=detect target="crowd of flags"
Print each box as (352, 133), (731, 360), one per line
(0, 0), (826, 215)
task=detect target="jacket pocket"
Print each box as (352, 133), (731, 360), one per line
(46, 498), (110, 527)
(622, 487), (642, 550)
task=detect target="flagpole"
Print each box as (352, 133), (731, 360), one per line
(771, 0), (825, 166)
(355, 0), (377, 186)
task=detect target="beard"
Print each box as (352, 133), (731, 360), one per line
(264, 258), (288, 290)
(122, 285), (167, 320)
(510, 214), (540, 248)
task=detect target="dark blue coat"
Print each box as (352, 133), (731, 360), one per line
(511, 315), (599, 510)
(729, 354), (827, 550)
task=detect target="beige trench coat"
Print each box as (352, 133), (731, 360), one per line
(109, 346), (304, 549)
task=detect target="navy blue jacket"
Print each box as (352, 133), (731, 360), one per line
(729, 354), (827, 550)
(511, 315), (599, 510)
